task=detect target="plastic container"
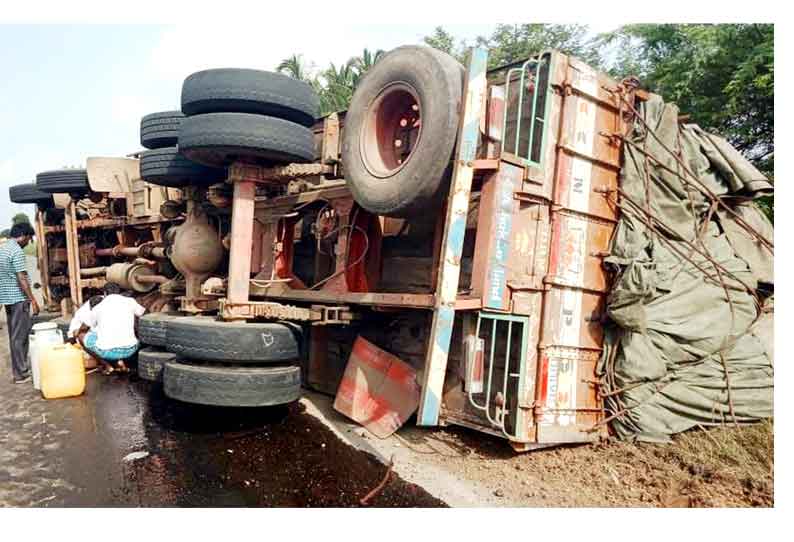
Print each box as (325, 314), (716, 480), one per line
(39, 343), (86, 399)
(30, 322), (64, 390)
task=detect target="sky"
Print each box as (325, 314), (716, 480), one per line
(0, 23), (615, 227)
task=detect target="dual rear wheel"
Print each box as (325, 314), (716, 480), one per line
(137, 315), (302, 408)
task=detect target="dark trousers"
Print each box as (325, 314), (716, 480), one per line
(5, 301), (31, 380)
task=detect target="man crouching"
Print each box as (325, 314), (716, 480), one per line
(77, 284), (146, 375)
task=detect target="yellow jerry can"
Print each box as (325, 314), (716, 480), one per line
(40, 343), (86, 399)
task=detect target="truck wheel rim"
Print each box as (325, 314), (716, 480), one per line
(360, 82), (422, 179)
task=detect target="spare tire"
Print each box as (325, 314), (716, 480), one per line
(341, 46), (464, 217)
(163, 361), (301, 407)
(138, 348), (179, 383)
(178, 112), (315, 167)
(181, 68), (318, 128)
(165, 316), (301, 362)
(9, 183), (54, 206)
(138, 311), (181, 347)
(36, 169), (90, 195)
(140, 110), (184, 149)
(139, 147), (226, 187)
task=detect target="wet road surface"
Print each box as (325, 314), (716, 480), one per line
(1, 360), (445, 507)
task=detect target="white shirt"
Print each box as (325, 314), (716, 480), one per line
(87, 294), (146, 350)
(67, 300), (94, 338)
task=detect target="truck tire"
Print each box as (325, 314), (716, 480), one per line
(163, 361), (301, 407)
(36, 169), (90, 195)
(341, 46), (464, 217)
(9, 183), (54, 206)
(178, 112), (315, 167)
(139, 147), (226, 187)
(138, 348), (179, 383)
(166, 316), (301, 363)
(140, 111), (184, 149)
(138, 311), (181, 347)
(181, 68), (318, 128)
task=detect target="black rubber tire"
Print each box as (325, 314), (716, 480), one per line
(341, 46), (464, 217)
(178, 112), (316, 167)
(138, 311), (181, 347)
(138, 348), (179, 383)
(139, 147), (226, 188)
(35, 169), (90, 195)
(181, 68), (318, 128)
(140, 110), (184, 149)
(165, 316), (301, 363)
(163, 361), (301, 407)
(9, 183), (54, 206)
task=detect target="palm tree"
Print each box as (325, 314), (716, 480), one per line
(350, 48), (384, 86)
(319, 61), (357, 114)
(277, 54), (311, 82)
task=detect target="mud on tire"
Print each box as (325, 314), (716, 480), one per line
(163, 361), (301, 407)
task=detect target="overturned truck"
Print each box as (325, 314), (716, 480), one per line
(9, 161), (186, 325)
(20, 43), (771, 450)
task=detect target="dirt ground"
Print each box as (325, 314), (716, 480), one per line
(0, 307), (773, 508)
(305, 391), (774, 508)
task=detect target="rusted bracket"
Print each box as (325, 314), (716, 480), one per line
(556, 143), (621, 172)
(310, 304), (358, 326)
(553, 81), (620, 111)
(227, 162), (335, 185)
(599, 130), (623, 148)
(179, 296), (218, 314)
(218, 298), (358, 324)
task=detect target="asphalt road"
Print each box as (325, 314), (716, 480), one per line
(0, 314), (445, 507)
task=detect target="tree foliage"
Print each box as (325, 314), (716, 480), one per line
(12, 213), (30, 225)
(276, 54), (312, 82)
(276, 48), (384, 116)
(474, 24), (599, 68)
(423, 26), (464, 62)
(599, 24), (773, 218)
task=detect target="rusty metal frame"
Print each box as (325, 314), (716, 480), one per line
(34, 208), (55, 310)
(63, 199), (82, 308)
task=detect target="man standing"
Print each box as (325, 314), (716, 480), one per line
(0, 222), (39, 383)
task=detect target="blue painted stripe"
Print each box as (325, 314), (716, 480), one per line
(419, 388), (440, 425)
(485, 171), (516, 308)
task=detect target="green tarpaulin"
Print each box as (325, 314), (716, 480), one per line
(598, 94), (774, 442)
